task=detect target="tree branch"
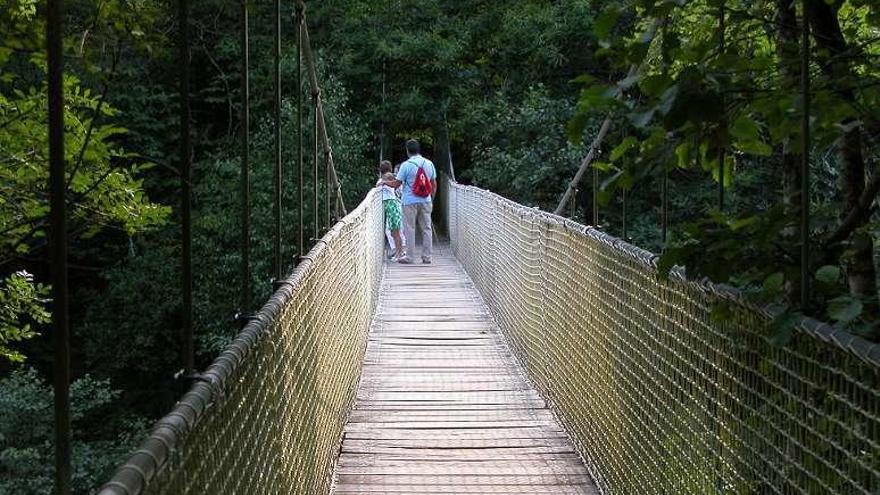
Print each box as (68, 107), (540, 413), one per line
(825, 168), (880, 246)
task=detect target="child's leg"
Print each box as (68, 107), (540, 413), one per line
(385, 229), (394, 250)
(391, 229), (403, 257)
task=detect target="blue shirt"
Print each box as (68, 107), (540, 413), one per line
(396, 155), (436, 205)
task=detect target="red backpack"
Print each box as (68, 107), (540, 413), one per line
(411, 161), (433, 197)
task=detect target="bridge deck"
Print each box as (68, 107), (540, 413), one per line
(331, 250), (598, 494)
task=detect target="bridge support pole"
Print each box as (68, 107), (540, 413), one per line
(661, 166), (668, 245)
(178, 0), (194, 376)
(48, 1), (71, 493)
(717, 0), (726, 212)
(272, 0), (283, 282)
(295, 5), (304, 259)
(313, 92), (319, 239)
(800, 0), (811, 308)
(239, 0), (251, 314)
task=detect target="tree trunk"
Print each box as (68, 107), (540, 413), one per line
(807, 0), (878, 314)
(775, 0), (802, 304)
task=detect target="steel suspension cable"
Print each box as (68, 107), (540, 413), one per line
(325, 132), (331, 228)
(239, 0), (251, 315)
(47, 0), (71, 493)
(178, 0), (194, 376)
(296, 5), (304, 258)
(313, 92), (319, 239)
(800, 0), (811, 308)
(272, 0), (282, 282)
(296, 4), (347, 216)
(718, 0), (726, 211)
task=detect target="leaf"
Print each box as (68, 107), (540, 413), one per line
(657, 245), (687, 278)
(731, 115), (772, 156)
(769, 311), (797, 347)
(593, 7), (620, 40)
(827, 296), (863, 323)
(762, 272), (784, 296)
(734, 139), (772, 156)
(675, 142), (691, 168)
(610, 137), (638, 162)
(815, 265), (840, 286)
(710, 302), (734, 323)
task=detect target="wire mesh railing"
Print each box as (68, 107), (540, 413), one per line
(444, 178), (880, 495)
(98, 190), (384, 495)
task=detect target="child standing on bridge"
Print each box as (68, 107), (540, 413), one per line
(378, 160), (404, 260)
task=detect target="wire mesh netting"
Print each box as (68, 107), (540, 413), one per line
(444, 179), (880, 495)
(99, 190), (384, 495)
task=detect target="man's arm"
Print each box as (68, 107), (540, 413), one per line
(430, 179), (437, 199)
(387, 162), (407, 189)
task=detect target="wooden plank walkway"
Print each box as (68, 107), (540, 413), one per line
(331, 250), (598, 494)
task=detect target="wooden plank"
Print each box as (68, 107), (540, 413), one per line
(330, 250), (598, 494)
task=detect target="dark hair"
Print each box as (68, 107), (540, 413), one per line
(379, 160), (393, 174)
(405, 139), (420, 156)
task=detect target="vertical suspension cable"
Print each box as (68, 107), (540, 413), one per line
(313, 94), (319, 240)
(718, 0), (726, 211)
(178, 0), (194, 376)
(272, 0), (282, 282)
(662, 166), (668, 245)
(661, 17), (670, 246)
(380, 60), (386, 161)
(800, 0), (811, 308)
(325, 130), (331, 227)
(239, 0), (251, 314)
(296, 6), (304, 258)
(592, 167), (599, 226)
(47, 1), (70, 493)
(622, 188), (627, 240)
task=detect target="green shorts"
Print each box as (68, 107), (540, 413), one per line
(383, 199), (402, 230)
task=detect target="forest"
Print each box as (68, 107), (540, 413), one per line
(1, 0), (879, 492)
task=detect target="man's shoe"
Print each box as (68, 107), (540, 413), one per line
(422, 258), (432, 264)
(398, 257), (413, 264)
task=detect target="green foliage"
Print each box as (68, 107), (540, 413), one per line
(0, 271), (48, 363)
(0, 368), (147, 495)
(0, 0), (170, 371)
(77, 71), (372, 415)
(461, 86), (591, 209)
(570, 0), (880, 337)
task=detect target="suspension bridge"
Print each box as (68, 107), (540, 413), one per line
(94, 178), (880, 494)
(35, 1), (880, 494)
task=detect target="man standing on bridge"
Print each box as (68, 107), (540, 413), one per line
(382, 139), (436, 264)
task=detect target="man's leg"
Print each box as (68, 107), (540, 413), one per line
(401, 203), (417, 263)
(419, 202), (433, 263)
